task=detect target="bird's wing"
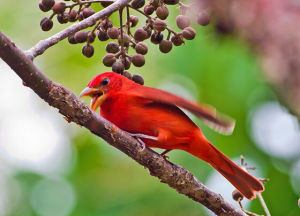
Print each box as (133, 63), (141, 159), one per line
(127, 85), (235, 135)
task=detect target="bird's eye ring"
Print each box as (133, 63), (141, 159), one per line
(101, 78), (109, 86)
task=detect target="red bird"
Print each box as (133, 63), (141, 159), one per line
(80, 72), (264, 199)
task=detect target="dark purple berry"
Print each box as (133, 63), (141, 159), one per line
(156, 6), (169, 20)
(197, 11), (210, 26)
(135, 42), (148, 55)
(102, 54), (116, 67)
(112, 61), (125, 73)
(40, 17), (53, 31)
(132, 74), (144, 85)
(97, 29), (109, 41)
(176, 15), (191, 30)
(182, 27), (196, 40)
(132, 54), (145, 67)
(52, 2), (66, 14)
(150, 32), (163, 44)
(74, 31), (89, 43)
(159, 40), (172, 53)
(82, 45), (94, 58)
(106, 42), (120, 53)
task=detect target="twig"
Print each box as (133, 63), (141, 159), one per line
(257, 194), (271, 216)
(238, 200), (262, 216)
(25, 0), (131, 59)
(0, 31), (244, 216)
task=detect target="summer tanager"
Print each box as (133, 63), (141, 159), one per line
(80, 72), (264, 199)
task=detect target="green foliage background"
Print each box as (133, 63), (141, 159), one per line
(0, 1), (300, 216)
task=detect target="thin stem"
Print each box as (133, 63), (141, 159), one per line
(119, 8), (125, 60)
(126, 6), (131, 36)
(238, 200), (262, 216)
(67, 0), (116, 8)
(25, 0), (132, 59)
(257, 193), (271, 216)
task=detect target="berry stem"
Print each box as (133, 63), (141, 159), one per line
(119, 8), (126, 60)
(66, 0), (116, 8)
(126, 6), (131, 36)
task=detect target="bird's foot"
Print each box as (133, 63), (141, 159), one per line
(136, 138), (146, 152)
(160, 149), (171, 160)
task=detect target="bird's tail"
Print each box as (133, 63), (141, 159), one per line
(187, 136), (264, 200)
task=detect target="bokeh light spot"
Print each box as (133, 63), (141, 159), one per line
(30, 178), (76, 216)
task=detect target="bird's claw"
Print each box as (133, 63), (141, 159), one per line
(160, 149), (171, 160)
(137, 138), (146, 152)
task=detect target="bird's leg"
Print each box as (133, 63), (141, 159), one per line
(160, 149), (172, 160)
(127, 133), (158, 141)
(126, 132), (158, 152)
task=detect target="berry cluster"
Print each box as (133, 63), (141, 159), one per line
(39, 0), (210, 84)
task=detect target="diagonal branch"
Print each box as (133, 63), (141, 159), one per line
(25, 0), (126, 59)
(0, 30), (244, 216)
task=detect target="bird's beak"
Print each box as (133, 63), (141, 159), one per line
(80, 87), (105, 111)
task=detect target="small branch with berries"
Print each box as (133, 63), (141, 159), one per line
(28, 0), (210, 83)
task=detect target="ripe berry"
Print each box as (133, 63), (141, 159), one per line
(156, 6), (169, 20)
(122, 71), (132, 79)
(153, 20), (167, 32)
(131, 0), (145, 9)
(112, 61), (125, 73)
(150, 32), (163, 44)
(135, 42), (148, 55)
(150, 0), (159, 8)
(107, 27), (119, 39)
(132, 74), (144, 85)
(40, 17), (53, 31)
(102, 54), (116, 67)
(100, 19), (113, 30)
(132, 54), (145, 67)
(57, 12), (69, 24)
(197, 11), (210, 26)
(171, 35), (184, 46)
(82, 8), (95, 18)
(68, 10), (78, 22)
(68, 35), (77, 44)
(134, 28), (148, 41)
(176, 15), (190, 30)
(74, 31), (89, 43)
(52, 2), (66, 14)
(97, 29), (109, 41)
(39, 1), (51, 12)
(144, 4), (155, 15)
(42, 0), (55, 9)
(163, 0), (179, 5)
(130, 15), (139, 27)
(82, 45), (94, 58)
(159, 40), (172, 53)
(106, 42), (120, 53)
(182, 27), (196, 40)
(232, 190), (243, 201)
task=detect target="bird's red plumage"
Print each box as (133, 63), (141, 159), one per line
(84, 72), (264, 199)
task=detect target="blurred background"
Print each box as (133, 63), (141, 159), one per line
(1, 0), (300, 215)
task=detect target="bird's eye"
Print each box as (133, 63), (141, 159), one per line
(101, 78), (109, 86)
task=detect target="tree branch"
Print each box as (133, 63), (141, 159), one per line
(25, 0), (126, 59)
(0, 30), (244, 216)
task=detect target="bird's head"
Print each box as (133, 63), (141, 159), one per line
(80, 72), (130, 111)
